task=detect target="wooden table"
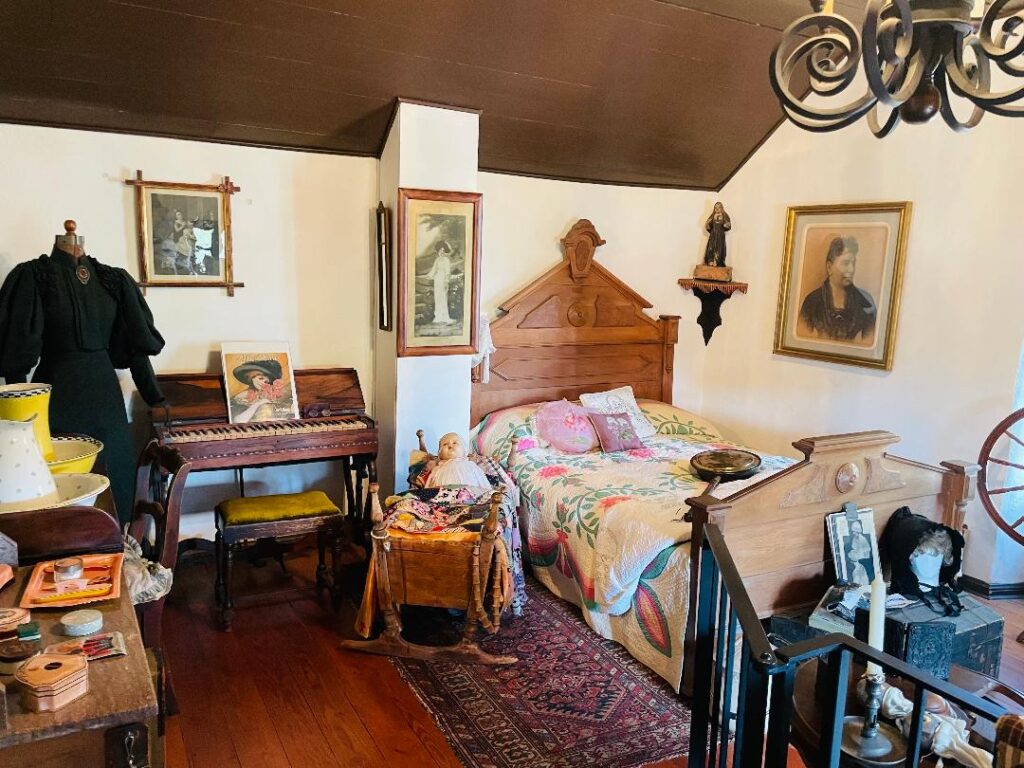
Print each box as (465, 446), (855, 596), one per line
(0, 565), (161, 767)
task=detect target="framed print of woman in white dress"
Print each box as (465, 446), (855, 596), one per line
(396, 188), (482, 357)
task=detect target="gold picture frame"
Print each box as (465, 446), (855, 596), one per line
(125, 170), (244, 296)
(774, 201), (912, 370)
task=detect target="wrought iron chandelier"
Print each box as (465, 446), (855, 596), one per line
(770, 0), (1024, 135)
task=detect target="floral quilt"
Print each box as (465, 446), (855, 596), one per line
(472, 400), (793, 688)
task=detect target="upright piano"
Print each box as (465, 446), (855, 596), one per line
(150, 367), (377, 518)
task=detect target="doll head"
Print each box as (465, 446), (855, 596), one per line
(437, 432), (465, 461)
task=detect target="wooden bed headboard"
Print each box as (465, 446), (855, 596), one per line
(470, 219), (679, 425)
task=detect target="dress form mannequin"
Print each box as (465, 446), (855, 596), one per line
(0, 221), (166, 521)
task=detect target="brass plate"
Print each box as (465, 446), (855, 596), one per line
(689, 449), (762, 482)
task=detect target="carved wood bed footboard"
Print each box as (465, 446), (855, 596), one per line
(681, 429), (977, 694)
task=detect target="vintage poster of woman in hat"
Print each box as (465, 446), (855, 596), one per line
(220, 342), (299, 424)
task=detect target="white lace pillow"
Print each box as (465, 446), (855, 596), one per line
(579, 385), (656, 438)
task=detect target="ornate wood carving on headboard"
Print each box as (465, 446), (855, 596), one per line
(470, 219), (680, 425)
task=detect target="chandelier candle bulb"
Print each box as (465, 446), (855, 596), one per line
(866, 576), (887, 677)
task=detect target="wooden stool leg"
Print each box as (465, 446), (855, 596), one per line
(214, 526), (225, 607)
(331, 521), (345, 609)
(220, 543), (235, 631)
(315, 531), (328, 595)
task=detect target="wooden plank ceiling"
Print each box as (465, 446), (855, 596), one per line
(0, 0), (864, 189)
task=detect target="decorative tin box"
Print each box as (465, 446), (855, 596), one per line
(854, 594), (1003, 679)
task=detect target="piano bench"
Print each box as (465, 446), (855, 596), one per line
(214, 491), (345, 631)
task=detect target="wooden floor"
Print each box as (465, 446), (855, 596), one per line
(162, 545), (1024, 768)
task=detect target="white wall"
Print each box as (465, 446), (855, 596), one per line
(705, 116), (1024, 583)
(0, 123), (377, 538)
(375, 103), (479, 494)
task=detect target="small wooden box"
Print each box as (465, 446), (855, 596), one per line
(16, 653), (89, 712)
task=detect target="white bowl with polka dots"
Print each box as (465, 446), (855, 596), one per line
(49, 473), (110, 509)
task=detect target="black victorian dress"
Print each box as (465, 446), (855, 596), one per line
(0, 248), (165, 522)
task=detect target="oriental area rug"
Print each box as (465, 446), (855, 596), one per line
(392, 578), (691, 768)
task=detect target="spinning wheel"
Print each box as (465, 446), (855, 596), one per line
(978, 407), (1024, 547)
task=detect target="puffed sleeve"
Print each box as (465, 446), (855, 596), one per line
(108, 268), (166, 405)
(0, 262), (44, 383)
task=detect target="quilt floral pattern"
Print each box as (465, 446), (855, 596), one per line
(472, 400), (793, 688)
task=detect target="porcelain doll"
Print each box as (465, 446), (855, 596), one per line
(425, 432), (490, 488)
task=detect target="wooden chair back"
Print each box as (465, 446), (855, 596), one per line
(0, 505), (123, 565)
(128, 440), (191, 573)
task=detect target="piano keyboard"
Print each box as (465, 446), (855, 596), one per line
(161, 415), (373, 444)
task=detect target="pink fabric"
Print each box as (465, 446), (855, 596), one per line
(588, 411), (645, 453)
(532, 400), (599, 454)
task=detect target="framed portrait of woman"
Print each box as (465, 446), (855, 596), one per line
(773, 202), (912, 370)
(220, 342), (299, 424)
(396, 188), (482, 357)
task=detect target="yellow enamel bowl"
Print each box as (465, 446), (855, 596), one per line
(47, 436), (103, 475)
(51, 474), (110, 508)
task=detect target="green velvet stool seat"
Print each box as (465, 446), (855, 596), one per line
(214, 490), (345, 630)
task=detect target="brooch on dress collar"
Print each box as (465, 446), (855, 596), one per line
(75, 264), (90, 285)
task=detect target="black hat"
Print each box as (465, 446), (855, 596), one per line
(232, 359), (283, 386)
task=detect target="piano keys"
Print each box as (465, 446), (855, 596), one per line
(151, 367), (377, 518)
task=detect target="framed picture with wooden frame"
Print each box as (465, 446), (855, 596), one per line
(125, 170), (244, 296)
(376, 201), (393, 332)
(396, 188), (482, 357)
(774, 201), (912, 370)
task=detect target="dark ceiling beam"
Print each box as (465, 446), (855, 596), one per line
(0, 0), (829, 189)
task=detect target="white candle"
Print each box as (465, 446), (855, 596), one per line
(866, 575), (886, 676)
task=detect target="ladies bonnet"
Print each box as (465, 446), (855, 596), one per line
(878, 506), (965, 616)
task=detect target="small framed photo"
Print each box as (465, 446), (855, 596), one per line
(774, 202), (912, 370)
(396, 188), (482, 357)
(126, 171), (243, 295)
(825, 506), (881, 587)
(220, 342), (299, 424)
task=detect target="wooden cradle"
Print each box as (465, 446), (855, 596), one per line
(340, 482), (516, 665)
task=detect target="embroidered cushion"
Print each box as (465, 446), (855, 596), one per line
(217, 490), (340, 525)
(470, 403), (549, 464)
(588, 411), (645, 453)
(579, 385), (656, 438)
(532, 399), (599, 454)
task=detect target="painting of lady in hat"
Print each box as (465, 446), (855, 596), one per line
(221, 343), (299, 424)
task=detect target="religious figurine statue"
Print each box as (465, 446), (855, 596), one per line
(682, 201), (744, 346)
(703, 202), (731, 267)
(425, 432), (490, 488)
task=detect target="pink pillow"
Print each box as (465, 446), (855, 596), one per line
(588, 411), (645, 453)
(532, 400), (599, 454)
